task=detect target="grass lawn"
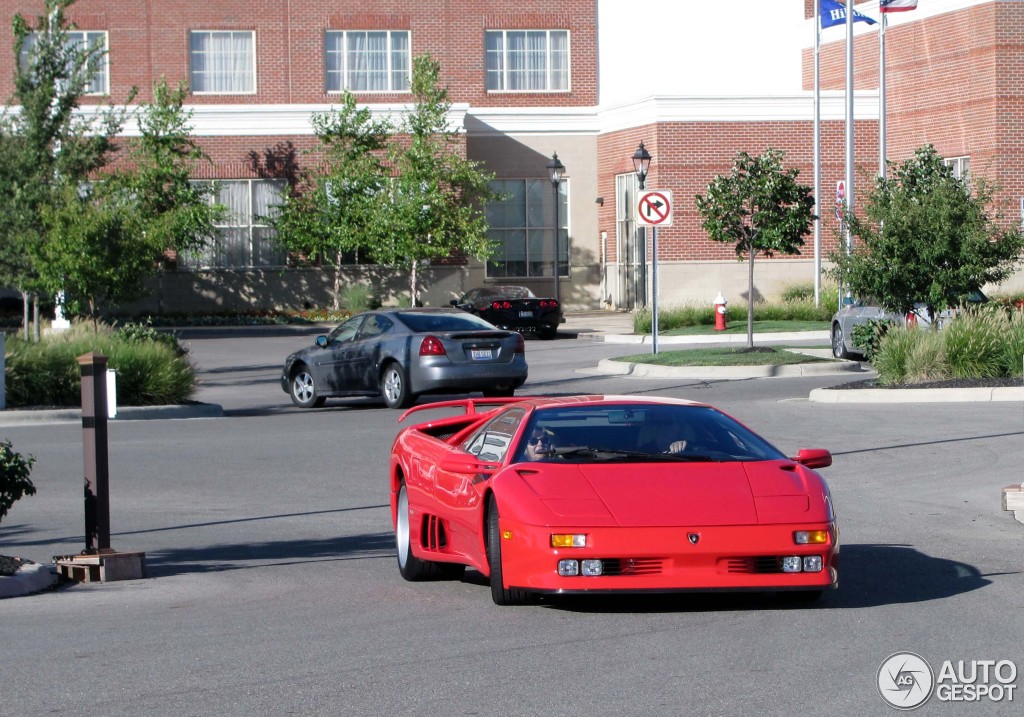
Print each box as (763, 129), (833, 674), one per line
(613, 347), (834, 367)
(658, 320), (828, 336)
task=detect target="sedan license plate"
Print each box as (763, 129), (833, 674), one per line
(471, 348), (493, 361)
(519, 310), (533, 318)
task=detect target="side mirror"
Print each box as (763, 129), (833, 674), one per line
(439, 455), (499, 474)
(315, 335), (328, 348)
(791, 448), (832, 469)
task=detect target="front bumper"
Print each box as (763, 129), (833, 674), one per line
(497, 521), (839, 594)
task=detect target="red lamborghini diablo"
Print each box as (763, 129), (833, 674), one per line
(389, 395), (838, 605)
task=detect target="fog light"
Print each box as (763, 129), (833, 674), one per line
(782, 556), (803, 573)
(802, 556), (823, 572)
(551, 534), (587, 548)
(581, 559), (603, 576)
(794, 530), (829, 545)
(558, 560), (579, 576)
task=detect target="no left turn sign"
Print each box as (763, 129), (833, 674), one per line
(637, 190), (673, 227)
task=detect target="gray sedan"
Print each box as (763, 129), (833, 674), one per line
(281, 308), (528, 409)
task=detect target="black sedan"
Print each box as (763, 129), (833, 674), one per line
(281, 308), (528, 409)
(450, 285), (564, 339)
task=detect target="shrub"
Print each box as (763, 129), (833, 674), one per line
(341, 284), (379, 313)
(851, 318), (894, 362)
(873, 326), (917, 385)
(114, 320), (188, 357)
(942, 310), (1005, 379)
(0, 440), (36, 527)
(904, 330), (947, 383)
(4, 322), (196, 407)
(998, 310), (1024, 377)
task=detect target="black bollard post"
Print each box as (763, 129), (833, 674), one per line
(78, 352), (110, 554)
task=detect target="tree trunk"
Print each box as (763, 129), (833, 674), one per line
(746, 248), (755, 349)
(32, 296), (40, 342)
(20, 290), (29, 341)
(410, 261), (418, 307)
(332, 250), (343, 310)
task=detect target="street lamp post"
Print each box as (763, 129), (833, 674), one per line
(632, 142), (658, 353)
(547, 153), (565, 305)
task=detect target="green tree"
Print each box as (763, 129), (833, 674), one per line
(0, 0), (129, 335)
(695, 148), (816, 348)
(34, 79), (223, 323)
(373, 54), (498, 305)
(830, 145), (1024, 322)
(267, 93), (391, 309)
(0, 439), (35, 527)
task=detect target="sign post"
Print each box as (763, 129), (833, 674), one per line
(636, 191), (673, 354)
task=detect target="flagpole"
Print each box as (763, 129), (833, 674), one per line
(845, 0), (854, 265)
(879, 8), (887, 178)
(814, 0), (822, 306)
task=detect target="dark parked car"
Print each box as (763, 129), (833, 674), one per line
(450, 285), (564, 339)
(281, 308), (528, 409)
(830, 291), (988, 359)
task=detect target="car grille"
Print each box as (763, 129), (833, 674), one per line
(598, 558), (665, 576)
(720, 556), (787, 574)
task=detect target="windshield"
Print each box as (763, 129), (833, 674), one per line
(515, 404), (786, 464)
(396, 312), (500, 332)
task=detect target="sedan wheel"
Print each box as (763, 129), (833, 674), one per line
(381, 362), (414, 409)
(290, 366), (325, 408)
(486, 495), (530, 606)
(831, 325), (851, 360)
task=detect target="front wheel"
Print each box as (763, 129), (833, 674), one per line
(395, 482), (465, 581)
(482, 384), (515, 398)
(380, 362), (414, 409)
(486, 495), (531, 606)
(831, 325), (851, 360)
(290, 366), (326, 408)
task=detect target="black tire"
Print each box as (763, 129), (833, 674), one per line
(289, 365), (326, 408)
(831, 325), (851, 360)
(482, 384), (515, 398)
(486, 495), (531, 606)
(538, 326), (557, 340)
(380, 362), (414, 409)
(777, 589), (823, 604)
(395, 483), (465, 581)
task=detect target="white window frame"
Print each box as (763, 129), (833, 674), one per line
(182, 179), (286, 269)
(189, 30), (256, 95)
(485, 178), (569, 279)
(324, 30), (410, 93)
(485, 29), (570, 93)
(944, 155), (970, 184)
(20, 30), (109, 95)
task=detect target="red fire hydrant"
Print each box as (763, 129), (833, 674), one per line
(714, 292), (728, 331)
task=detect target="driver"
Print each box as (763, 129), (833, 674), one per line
(523, 427), (557, 461)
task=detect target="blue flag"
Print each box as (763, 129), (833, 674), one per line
(820, 0), (878, 29)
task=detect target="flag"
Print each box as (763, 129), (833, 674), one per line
(880, 0), (918, 12)
(820, 0), (878, 29)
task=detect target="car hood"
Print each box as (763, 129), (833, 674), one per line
(506, 461), (823, 527)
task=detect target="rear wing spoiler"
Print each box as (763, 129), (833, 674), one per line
(397, 396), (536, 424)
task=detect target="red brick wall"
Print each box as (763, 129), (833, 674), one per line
(597, 121), (877, 265)
(0, 0), (598, 107)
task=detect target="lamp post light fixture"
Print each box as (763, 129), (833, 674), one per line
(632, 141), (651, 190)
(547, 152), (566, 305)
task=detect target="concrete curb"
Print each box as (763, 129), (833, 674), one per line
(584, 330), (831, 345)
(596, 357), (866, 379)
(809, 386), (1024, 403)
(0, 402), (224, 427)
(0, 561), (59, 599)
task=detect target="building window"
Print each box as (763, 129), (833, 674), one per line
(182, 180), (286, 268)
(485, 30), (569, 92)
(20, 30), (108, 95)
(485, 179), (567, 278)
(325, 30), (410, 92)
(189, 31), (255, 94)
(944, 155), (970, 183)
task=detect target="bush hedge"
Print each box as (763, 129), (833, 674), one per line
(4, 322), (196, 408)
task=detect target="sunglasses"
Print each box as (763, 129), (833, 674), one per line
(527, 435), (550, 446)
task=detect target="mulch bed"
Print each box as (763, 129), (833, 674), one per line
(826, 377), (1023, 390)
(0, 555), (25, 577)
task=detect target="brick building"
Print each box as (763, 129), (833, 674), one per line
(0, 0), (1019, 314)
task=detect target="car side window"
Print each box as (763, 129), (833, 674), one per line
(328, 316), (364, 345)
(359, 315), (392, 340)
(462, 407), (525, 464)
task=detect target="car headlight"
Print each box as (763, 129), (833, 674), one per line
(551, 534), (587, 548)
(794, 530), (829, 545)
